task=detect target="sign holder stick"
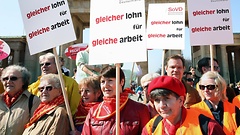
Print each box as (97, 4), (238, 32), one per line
(210, 45), (214, 71)
(116, 63), (121, 135)
(161, 49), (166, 76)
(53, 47), (75, 131)
(130, 62), (135, 85)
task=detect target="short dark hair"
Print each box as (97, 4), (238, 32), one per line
(197, 57), (218, 74)
(150, 88), (179, 100)
(100, 65), (125, 89)
(166, 54), (185, 67)
(182, 71), (192, 82)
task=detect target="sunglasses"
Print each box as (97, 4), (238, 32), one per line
(186, 78), (193, 82)
(2, 76), (22, 81)
(40, 62), (51, 67)
(38, 86), (54, 92)
(199, 85), (217, 90)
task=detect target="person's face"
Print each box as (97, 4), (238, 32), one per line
(202, 61), (220, 74)
(190, 68), (195, 75)
(142, 81), (150, 101)
(165, 59), (185, 80)
(2, 70), (24, 96)
(154, 93), (184, 121)
(39, 80), (61, 103)
(100, 77), (123, 98)
(199, 78), (220, 102)
(40, 58), (57, 75)
(80, 84), (101, 103)
(186, 74), (194, 86)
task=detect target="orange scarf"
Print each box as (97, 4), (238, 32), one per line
(93, 90), (130, 120)
(25, 95), (65, 128)
(74, 100), (100, 126)
(3, 89), (23, 107)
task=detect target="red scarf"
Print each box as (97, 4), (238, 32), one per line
(25, 95), (65, 128)
(3, 89), (24, 107)
(93, 90), (130, 120)
(74, 100), (100, 126)
(162, 107), (187, 135)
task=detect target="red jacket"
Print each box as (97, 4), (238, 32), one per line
(81, 99), (150, 135)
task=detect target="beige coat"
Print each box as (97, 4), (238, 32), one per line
(22, 104), (70, 135)
(0, 90), (40, 135)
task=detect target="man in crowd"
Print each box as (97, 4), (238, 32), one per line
(28, 53), (80, 115)
(165, 54), (201, 108)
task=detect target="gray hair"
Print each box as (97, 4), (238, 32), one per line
(1, 65), (31, 90)
(40, 74), (61, 89)
(140, 73), (160, 86)
(39, 53), (55, 63)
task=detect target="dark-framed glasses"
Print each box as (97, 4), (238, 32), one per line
(199, 85), (217, 90)
(38, 86), (54, 92)
(40, 62), (51, 67)
(2, 76), (22, 81)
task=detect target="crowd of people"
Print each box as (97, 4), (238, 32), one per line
(0, 51), (240, 135)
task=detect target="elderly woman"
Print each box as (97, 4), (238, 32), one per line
(140, 73), (160, 118)
(74, 76), (103, 133)
(0, 65), (40, 135)
(191, 71), (240, 135)
(23, 74), (70, 134)
(82, 66), (150, 135)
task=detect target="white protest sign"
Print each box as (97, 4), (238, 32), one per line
(0, 39), (10, 60)
(147, 3), (185, 50)
(187, 0), (233, 45)
(89, 0), (147, 65)
(18, 0), (76, 55)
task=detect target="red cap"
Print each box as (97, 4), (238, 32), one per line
(148, 76), (186, 97)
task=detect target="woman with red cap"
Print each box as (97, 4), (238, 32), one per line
(142, 75), (225, 135)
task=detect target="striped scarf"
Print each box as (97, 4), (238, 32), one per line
(25, 95), (65, 128)
(74, 100), (100, 126)
(3, 89), (23, 107)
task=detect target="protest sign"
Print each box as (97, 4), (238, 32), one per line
(18, 0), (76, 54)
(65, 43), (88, 60)
(187, 0), (233, 45)
(89, 0), (147, 65)
(0, 39), (10, 60)
(147, 3), (185, 50)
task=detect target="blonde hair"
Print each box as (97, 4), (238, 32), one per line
(198, 71), (228, 101)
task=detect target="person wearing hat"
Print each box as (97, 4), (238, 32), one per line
(165, 54), (201, 108)
(142, 76), (225, 135)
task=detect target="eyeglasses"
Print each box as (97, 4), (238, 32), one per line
(2, 76), (22, 81)
(186, 78), (193, 82)
(40, 62), (51, 67)
(38, 86), (54, 92)
(199, 85), (217, 90)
